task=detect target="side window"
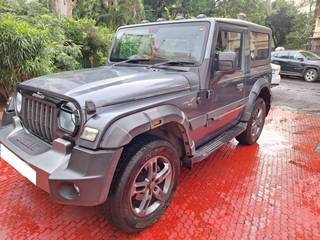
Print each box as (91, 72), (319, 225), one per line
(292, 52), (304, 60)
(250, 32), (269, 61)
(216, 30), (243, 70)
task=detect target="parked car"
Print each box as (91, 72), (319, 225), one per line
(271, 50), (320, 82)
(0, 17), (272, 232)
(271, 63), (281, 85)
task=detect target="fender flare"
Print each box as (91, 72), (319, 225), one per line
(241, 77), (271, 122)
(99, 105), (195, 155)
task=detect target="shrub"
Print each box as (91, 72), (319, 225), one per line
(31, 14), (82, 71)
(0, 13), (115, 100)
(62, 18), (114, 67)
(0, 13), (53, 99)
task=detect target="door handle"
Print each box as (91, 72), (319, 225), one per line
(236, 83), (244, 91)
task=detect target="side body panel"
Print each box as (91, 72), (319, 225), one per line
(190, 22), (249, 146)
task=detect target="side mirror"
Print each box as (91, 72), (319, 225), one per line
(297, 57), (304, 62)
(217, 52), (237, 72)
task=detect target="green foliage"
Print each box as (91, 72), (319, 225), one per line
(144, 0), (268, 24)
(286, 13), (314, 49)
(63, 18), (114, 67)
(266, 0), (315, 48)
(0, 0), (318, 100)
(73, 0), (145, 29)
(30, 14), (82, 71)
(0, 0), (49, 16)
(0, 2), (115, 100)
(0, 13), (53, 98)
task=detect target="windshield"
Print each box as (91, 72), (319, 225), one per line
(110, 22), (210, 65)
(300, 51), (320, 60)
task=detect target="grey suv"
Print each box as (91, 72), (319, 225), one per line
(0, 18), (272, 232)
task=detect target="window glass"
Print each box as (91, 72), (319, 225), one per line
(250, 32), (269, 61)
(300, 51), (320, 60)
(110, 22), (210, 64)
(277, 51), (289, 59)
(291, 52), (304, 60)
(216, 31), (242, 69)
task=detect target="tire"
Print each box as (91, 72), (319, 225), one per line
(236, 97), (266, 145)
(108, 136), (180, 233)
(304, 69), (318, 82)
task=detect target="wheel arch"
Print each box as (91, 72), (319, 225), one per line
(303, 66), (320, 74)
(241, 77), (271, 122)
(99, 105), (195, 157)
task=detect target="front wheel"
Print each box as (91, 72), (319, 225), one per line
(108, 137), (180, 233)
(236, 97), (266, 145)
(304, 69), (318, 82)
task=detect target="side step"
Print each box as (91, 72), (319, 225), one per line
(189, 122), (247, 166)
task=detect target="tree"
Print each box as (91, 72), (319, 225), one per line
(73, 0), (144, 28)
(265, 0), (296, 47)
(266, 0), (315, 48)
(49, 0), (75, 17)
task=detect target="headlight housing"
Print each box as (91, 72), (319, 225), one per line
(15, 92), (22, 113)
(58, 102), (80, 134)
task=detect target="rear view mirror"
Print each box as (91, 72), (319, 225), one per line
(297, 58), (304, 62)
(217, 52), (237, 72)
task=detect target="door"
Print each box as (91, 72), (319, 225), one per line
(273, 51), (290, 73)
(191, 24), (247, 147)
(287, 52), (305, 75)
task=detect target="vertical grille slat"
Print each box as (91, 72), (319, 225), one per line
(48, 106), (53, 141)
(34, 101), (41, 135)
(20, 95), (57, 143)
(44, 105), (51, 141)
(26, 98), (32, 130)
(39, 103), (46, 139)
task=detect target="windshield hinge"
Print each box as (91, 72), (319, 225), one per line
(197, 89), (213, 104)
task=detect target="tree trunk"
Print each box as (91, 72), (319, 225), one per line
(311, 0), (320, 50)
(49, 0), (75, 17)
(101, 0), (118, 10)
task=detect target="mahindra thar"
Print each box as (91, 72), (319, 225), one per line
(0, 17), (272, 232)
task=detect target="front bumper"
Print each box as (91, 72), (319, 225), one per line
(0, 117), (123, 206)
(271, 74), (281, 85)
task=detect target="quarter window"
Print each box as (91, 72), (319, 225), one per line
(216, 31), (243, 69)
(250, 32), (269, 61)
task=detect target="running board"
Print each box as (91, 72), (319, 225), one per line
(189, 122), (247, 166)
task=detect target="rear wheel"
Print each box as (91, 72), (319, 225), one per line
(108, 136), (180, 233)
(304, 69), (318, 82)
(236, 97), (266, 145)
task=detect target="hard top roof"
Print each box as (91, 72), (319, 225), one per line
(118, 17), (271, 33)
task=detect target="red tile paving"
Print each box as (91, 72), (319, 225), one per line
(0, 107), (320, 240)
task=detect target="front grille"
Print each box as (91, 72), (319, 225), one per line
(20, 95), (58, 143)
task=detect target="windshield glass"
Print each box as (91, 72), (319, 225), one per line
(110, 22), (210, 65)
(300, 51), (320, 60)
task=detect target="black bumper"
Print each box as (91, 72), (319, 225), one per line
(0, 118), (123, 206)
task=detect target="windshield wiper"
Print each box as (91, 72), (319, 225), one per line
(147, 60), (196, 69)
(112, 58), (151, 67)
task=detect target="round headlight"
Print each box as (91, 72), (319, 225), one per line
(58, 103), (80, 133)
(16, 92), (22, 113)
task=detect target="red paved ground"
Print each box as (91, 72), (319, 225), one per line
(0, 107), (320, 240)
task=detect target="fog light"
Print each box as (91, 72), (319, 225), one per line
(58, 182), (80, 200)
(80, 127), (99, 142)
(73, 184), (80, 194)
